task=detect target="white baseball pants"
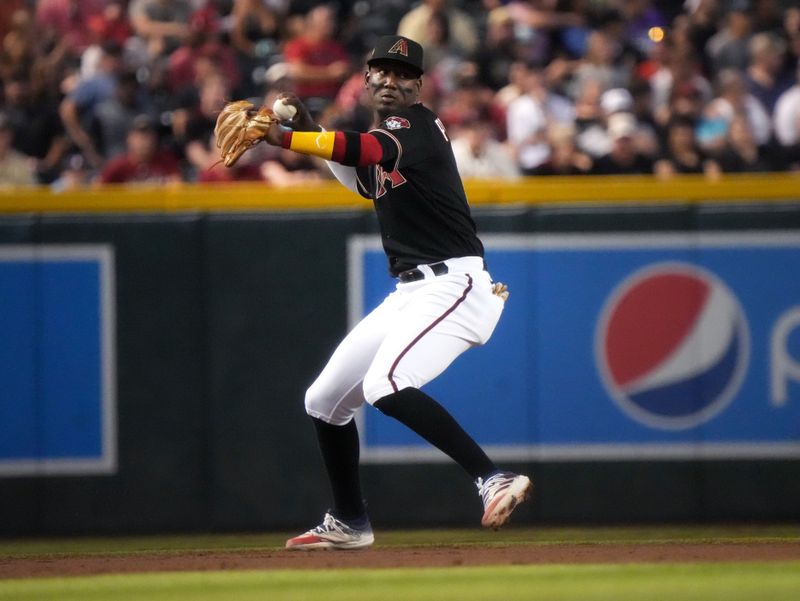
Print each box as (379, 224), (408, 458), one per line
(305, 256), (505, 425)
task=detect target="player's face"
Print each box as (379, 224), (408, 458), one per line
(365, 62), (422, 116)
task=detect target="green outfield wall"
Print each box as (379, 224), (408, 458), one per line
(1, 175), (799, 535)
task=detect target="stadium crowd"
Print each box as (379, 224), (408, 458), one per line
(0, 0), (798, 188)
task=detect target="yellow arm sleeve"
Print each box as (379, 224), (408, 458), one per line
(284, 131), (336, 160)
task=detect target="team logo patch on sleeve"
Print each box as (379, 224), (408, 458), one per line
(383, 116), (411, 130)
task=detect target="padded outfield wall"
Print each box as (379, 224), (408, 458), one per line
(1, 174), (799, 535)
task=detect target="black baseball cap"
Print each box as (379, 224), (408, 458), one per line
(367, 35), (424, 76)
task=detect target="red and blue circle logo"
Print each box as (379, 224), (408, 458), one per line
(596, 262), (749, 430)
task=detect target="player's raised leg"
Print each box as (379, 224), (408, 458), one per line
(363, 275), (532, 529)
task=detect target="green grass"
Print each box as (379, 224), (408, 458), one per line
(1, 524), (798, 558)
(2, 562), (800, 601)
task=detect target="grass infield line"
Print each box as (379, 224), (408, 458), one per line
(1, 561), (799, 601)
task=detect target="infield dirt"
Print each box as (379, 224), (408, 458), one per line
(3, 542), (800, 579)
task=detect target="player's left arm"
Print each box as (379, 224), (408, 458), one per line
(266, 127), (386, 167)
(263, 108), (429, 169)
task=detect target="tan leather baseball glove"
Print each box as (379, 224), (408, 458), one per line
(214, 100), (278, 167)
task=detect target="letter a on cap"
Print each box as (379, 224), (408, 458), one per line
(388, 39), (409, 57)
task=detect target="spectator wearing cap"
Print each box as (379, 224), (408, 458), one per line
(0, 112), (35, 187)
(98, 114), (180, 184)
(590, 112), (654, 175)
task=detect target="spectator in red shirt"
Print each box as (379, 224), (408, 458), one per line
(99, 115), (181, 184)
(282, 4), (349, 107)
(36, 0), (106, 55)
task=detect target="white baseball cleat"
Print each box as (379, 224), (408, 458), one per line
(476, 471), (532, 529)
(285, 512), (374, 550)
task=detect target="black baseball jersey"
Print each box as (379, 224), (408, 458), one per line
(355, 103), (484, 276)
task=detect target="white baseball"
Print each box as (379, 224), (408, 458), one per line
(272, 99), (297, 121)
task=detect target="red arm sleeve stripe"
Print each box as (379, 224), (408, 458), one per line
(329, 132), (385, 166)
(359, 133), (384, 165)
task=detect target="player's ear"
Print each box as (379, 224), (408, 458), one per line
(364, 70), (370, 87)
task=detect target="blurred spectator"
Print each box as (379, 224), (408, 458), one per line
(506, 65), (574, 174)
(504, 0), (584, 66)
(229, 0), (281, 97)
(451, 118), (519, 179)
(282, 4), (349, 109)
(86, 1), (132, 49)
(745, 32), (793, 113)
(168, 29), (240, 96)
(51, 152), (92, 191)
(534, 123), (592, 175)
(773, 61), (800, 168)
(472, 8), (519, 92)
(260, 149), (324, 186)
(0, 1), (26, 40)
(59, 41), (125, 168)
(420, 11), (464, 94)
(494, 60), (528, 110)
(705, 68), (771, 148)
(3, 74), (68, 183)
(655, 115), (721, 178)
(0, 112), (35, 186)
(684, 0), (721, 74)
(128, 0), (192, 61)
(573, 78), (608, 158)
(566, 30), (630, 99)
(98, 114), (181, 184)
(706, 1), (753, 73)
(751, 0), (784, 35)
(93, 70), (153, 160)
(590, 112), (655, 175)
(35, 0), (106, 55)
(437, 65), (496, 131)
(651, 47), (712, 127)
(397, 0), (478, 57)
(715, 114), (773, 172)
(0, 7), (37, 82)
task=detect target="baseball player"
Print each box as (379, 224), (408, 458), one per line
(216, 35), (532, 550)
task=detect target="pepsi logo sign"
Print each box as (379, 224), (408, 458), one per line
(595, 262), (750, 430)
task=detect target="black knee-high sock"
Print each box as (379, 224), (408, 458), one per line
(373, 388), (497, 480)
(311, 417), (366, 521)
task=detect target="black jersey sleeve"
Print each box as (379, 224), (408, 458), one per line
(368, 105), (441, 171)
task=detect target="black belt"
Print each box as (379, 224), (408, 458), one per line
(398, 261), (449, 283)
